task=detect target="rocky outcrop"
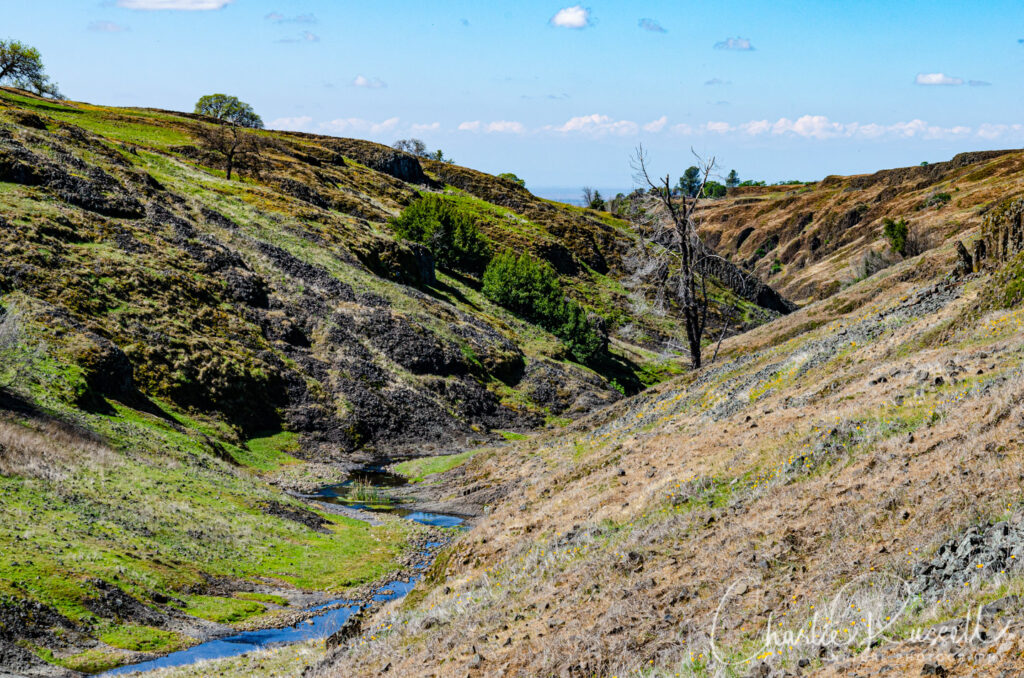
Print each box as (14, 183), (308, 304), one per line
(911, 519), (1024, 601)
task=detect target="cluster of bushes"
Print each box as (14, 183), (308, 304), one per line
(882, 217), (910, 256)
(920, 192), (952, 210)
(391, 195), (491, 274)
(391, 196), (608, 365)
(882, 217), (931, 258)
(482, 251), (606, 364)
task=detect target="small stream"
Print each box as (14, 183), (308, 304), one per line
(104, 467), (463, 676)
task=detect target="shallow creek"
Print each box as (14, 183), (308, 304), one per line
(104, 467), (463, 676)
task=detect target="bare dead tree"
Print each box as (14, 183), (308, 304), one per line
(625, 145), (738, 369)
(195, 123), (267, 181)
(581, 186), (595, 207)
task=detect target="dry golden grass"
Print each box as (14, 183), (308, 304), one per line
(0, 414), (115, 480)
(310, 243), (1024, 677)
(697, 150), (1024, 304)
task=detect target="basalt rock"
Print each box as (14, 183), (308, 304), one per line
(353, 238), (436, 287)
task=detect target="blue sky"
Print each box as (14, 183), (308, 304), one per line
(6, 1), (1024, 194)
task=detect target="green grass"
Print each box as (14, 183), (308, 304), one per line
(496, 430), (529, 441)
(234, 591), (290, 606)
(180, 595), (267, 624)
(242, 431), (303, 471)
(0, 389), (420, 660)
(392, 449), (482, 483)
(44, 647), (128, 674)
(100, 625), (193, 653)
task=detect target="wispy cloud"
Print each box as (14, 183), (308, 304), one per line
(642, 116), (667, 132)
(321, 117), (400, 135)
(714, 37), (754, 51)
(117, 0), (231, 9)
(547, 114), (638, 136)
(352, 75), (387, 89)
(638, 18), (666, 33)
(968, 80), (991, 87)
(269, 116), (314, 131)
(88, 20), (128, 32)
(716, 115), (975, 140)
(915, 72), (963, 86)
(271, 116), (445, 138)
(550, 5), (591, 29)
(458, 120), (526, 134)
(276, 31), (320, 43)
(978, 123), (1024, 139)
(265, 12), (317, 24)
(704, 77), (730, 86)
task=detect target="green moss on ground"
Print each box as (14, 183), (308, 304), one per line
(392, 449), (483, 483)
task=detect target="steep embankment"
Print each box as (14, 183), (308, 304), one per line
(306, 188), (1024, 676)
(0, 86), (789, 676)
(698, 150), (1024, 304)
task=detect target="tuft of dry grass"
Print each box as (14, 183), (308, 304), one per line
(0, 415), (115, 480)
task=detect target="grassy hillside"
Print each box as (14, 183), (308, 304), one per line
(697, 150), (1024, 304)
(0, 86), (789, 675)
(302, 178), (1024, 676)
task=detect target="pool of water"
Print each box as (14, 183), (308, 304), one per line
(102, 468), (461, 676)
(311, 467), (467, 529)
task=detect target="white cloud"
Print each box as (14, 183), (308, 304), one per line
(705, 121), (733, 134)
(457, 120), (525, 134)
(411, 122), (441, 133)
(548, 114), (638, 136)
(269, 116), (314, 131)
(738, 120), (771, 135)
(771, 115), (845, 139)
(550, 5), (591, 29)
(642, 116), (667, 133)
(724, 115), (976, 140)
(117, 0), (231, 9)
(352, 75), (387, 89)
(714, 37), (754, 51)
(977, 123), (1024, 140)
(486, 120), (525, 133)
(88, 20), (128, 32)
(915, 72), (963, 86)
(321, 117), (400, 135)
(638, 18), (666, 33)
(670, 123), (693, 135)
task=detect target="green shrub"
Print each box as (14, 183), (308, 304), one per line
(391, 195), (491, 274)
(482, 251), (606, 364)
(497, 172), (525, 188)
(921, 192), (952, 209)
(882, 217), (909, 256)
(702, 181), (727, 199)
